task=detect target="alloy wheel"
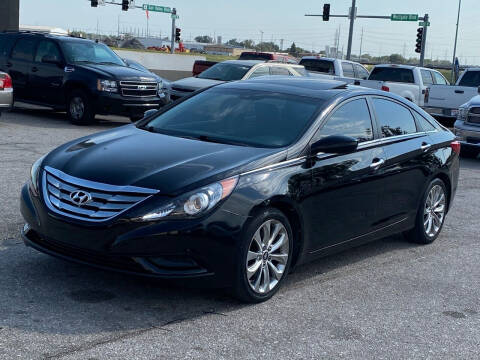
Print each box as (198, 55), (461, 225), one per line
(246, 219), (289, 294)
(423, 184), (446, 238)
(70, 97), (85, 120)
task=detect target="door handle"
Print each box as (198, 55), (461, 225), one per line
(370, 158), (385, 170)
(31, 67), (38, 73)
(421, 143), (432, 152)
(6, 62), (12, 68)
(454, 90), (464, 94)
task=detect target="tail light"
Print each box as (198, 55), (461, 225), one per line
(450, 141), (461, 154)
(381, 85), (390, 92)
(0, 73), (12, 90)
(424, 87), (430, 103)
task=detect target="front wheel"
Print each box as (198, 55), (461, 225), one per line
(231, 208), (293, 303)
(406, 178), (447, 244)
(67, 89), (95, 125)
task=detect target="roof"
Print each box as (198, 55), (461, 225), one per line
(217, 77), (349, 99)
(222, 60), (265, 66)
(300, 56), (362, 65)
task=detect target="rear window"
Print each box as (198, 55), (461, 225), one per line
(11, 37), (37, 61)
(372, 98), (417, 137)
(369, 67), (415, 83)
(239, 53), (272, 61)
(299, 59), (334, 74)
(458, 71), (480, 87)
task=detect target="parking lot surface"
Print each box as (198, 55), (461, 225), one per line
(1, 109), (479, 360)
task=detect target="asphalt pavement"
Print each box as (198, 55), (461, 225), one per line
(0, 108), (479, 360)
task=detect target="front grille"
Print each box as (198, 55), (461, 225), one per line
(467, 107), (480, 125)
(42, 166), (158, 221)
(120, 81), (158, 97)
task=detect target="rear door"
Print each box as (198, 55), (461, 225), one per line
(7, 36), (38, 101)
(29, 40), (65, 106)
(303, 97), (386, 250)
(370, 97), (434, 228)
(341, 62), (355, 79)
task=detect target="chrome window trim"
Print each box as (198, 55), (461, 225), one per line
(240, 157), (306, 176)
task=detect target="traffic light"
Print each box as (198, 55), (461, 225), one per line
(175, 28), (181, 42)
(415, 27), (423, 53)
(122, 0), (129, 11)
(91, 0), (98, 7)
(323, 3), (330, 21)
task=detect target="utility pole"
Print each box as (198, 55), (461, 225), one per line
(280, 39), (284, 51)
(359, 27), (364, 60)
(402, 42), (406, 59)
(170, 8), (176, 54)
(260, 30), (264, 50)
(346, 0), (356, 60)
(117, 15), (120, 37)
(419, 13), (428, 66)
(451, 0), (462, 82)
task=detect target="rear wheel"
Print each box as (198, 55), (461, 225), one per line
(231, 208), (293, 303)
(67, 89), (95, 125)
(406, 178), (447, 244)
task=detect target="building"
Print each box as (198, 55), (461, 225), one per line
(204, 44), (253, 56)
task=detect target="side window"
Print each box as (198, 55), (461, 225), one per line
(458, 71), (480, 87)
(372, 98), (418, 137)
(420, 69), (434, 85)
(34, 41), (62, 63)
(413, 111), (437, 131)
(271, 67), (291, 76)
(11, 38), (37, 61)
(341, 62), (355, 78)
(319, 98), (373, 143)
(354, 64), (369, 79)
(249, 66), (270, 78)
(432, 71), (448, 85)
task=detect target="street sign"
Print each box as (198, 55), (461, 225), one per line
(419, 21), (430, 26)
(390, 13), (418, 21)
(142, 4), (171, 13)
(171, 14), (179, 19)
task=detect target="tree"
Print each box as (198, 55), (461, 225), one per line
(389, 53), (405, 64)
(255, 42), (279, 52)
(194, 35), (213, 43)
(241, 39), (255, 49)
(288, 42), (297, 55)
(226, 38), (243, 47)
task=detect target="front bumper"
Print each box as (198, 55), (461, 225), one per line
(20, 183), (248, 285)
(93, 92), (167, 117)
(424, 107), (458, 119)
(454, 120), (480, 148)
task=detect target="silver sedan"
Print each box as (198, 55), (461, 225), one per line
(0, 72), (13, 113)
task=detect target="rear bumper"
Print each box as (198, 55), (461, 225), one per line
(93, 92), (167, 117)
(0, 88), (13, 112)
(423, 107), (458, 119)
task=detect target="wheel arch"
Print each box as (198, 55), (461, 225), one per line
(434, 172), (452, 213)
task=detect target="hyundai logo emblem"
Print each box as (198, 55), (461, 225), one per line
(70, 190), (92, 206)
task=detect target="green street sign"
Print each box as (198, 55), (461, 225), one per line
(142, 4), (171, 13)
(419, 21), (430, 26)
(390, 13), (418, 21)
(171, 14), (179, 19)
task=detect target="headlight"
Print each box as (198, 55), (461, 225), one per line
(457, 107), (469, 121)
(140, 176), (238, 221)
(97, 79), (118, 93)
(29, 154), (47, 195)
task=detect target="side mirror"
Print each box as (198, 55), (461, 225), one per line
(42, 55), (63, 66)
(311, 135), (358, 155)
(143, 109), (158, 119)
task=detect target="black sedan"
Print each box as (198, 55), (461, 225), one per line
(20, 78), (460, 303)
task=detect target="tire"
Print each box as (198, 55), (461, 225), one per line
(67, 89), (95, 125)
(460, 147), (479, 159)
(406, 178), (448, 245)
(231, 208), (293, 303)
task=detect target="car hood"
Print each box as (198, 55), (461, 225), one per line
(75, 63), (157, 81)
(43, 125), (283, 195)
(171, 77), (224, 91)
(462, 94), (480, 108)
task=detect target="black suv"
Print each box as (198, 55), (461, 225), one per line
(0, 31), (165, 124)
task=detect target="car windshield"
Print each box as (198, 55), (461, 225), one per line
(369, 67), (414, 83)
(142, 88), (322, 148)
(61, 41), (125, 66)
(197, 63), (253, 81)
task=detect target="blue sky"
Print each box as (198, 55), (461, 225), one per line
(19, 0), (480, 64)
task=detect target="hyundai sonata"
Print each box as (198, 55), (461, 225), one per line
(21, 78), (460, 302)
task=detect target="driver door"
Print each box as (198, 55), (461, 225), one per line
(301, 97), (386, 251)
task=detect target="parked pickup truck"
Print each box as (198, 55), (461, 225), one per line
(0, 72), (13, 114)
(367, 64), (450, 107)
(299, 57), (370, 80)
(454, 95), (480, 158)
(424, 68), (480, 119)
